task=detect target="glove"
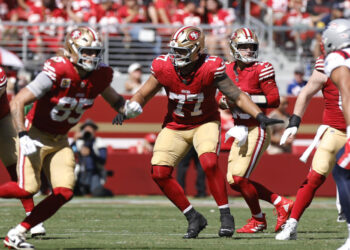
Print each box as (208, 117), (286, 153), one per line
(19, 131), (43, 156)
(337, 137), (350, 169)
(280, 114), (301, 145)
(124, 100), (142, 118)
(255, 112), (284, 130)
(225, 125), (248, 147)
(112, 113), (126, 125)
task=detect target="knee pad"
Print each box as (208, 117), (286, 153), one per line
(151, 165), (173, 181)
(53, 187), (73, 204)
(199, 152), (217, 172)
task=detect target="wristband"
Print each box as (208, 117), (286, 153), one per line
(288, 114), (301, 128)
(18, 131), (28, 138)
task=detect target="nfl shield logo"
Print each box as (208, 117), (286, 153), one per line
(80, 81), (86, 88)
(60, 78), (71, 88)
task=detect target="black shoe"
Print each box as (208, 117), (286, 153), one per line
(218, 214), (235, 237)
(183, 212), (208, 239)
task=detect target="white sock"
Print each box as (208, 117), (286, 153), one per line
(253, 212), (263, 218)
(183, 205), (193, 214)
(347, 223), (350, 238)
(273, 196), (282, 205)
(26, 212), (31, 216)
(15, 224), (27, 234)
(289, 218), (298, 224)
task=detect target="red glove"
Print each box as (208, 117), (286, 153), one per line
(338, 137), (350, 169)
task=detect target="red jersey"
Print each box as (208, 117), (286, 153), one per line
(225, 61), (279, 126)
(171, 10), (201, 26)
(117, 5), (148, 23)
(0, 67), (9, 119)
(151, 54), (224, 130)
(27, 56), (113, 134)
(315, 55), (346, 131)
(206, 8), (235, 36)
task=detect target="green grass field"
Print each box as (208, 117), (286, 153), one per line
(0, 196), (346, 249)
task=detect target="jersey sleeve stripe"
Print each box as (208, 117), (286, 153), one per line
(335, 50), (350, 59)
(260, 66), (273, 72)
(259, 70), (274, 77)
(259, 73), (274, 81)
(216, 65), (226, 71)
(0, 78), (7, 88)
(43, 70), (56, 81)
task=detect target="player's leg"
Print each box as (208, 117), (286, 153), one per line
(151, 128), (206, 238)
(176, 147), (193, 191)
(0, 114), (35, 214)
(276, 128), (345, 240)
(227, 126), (270, 233)
(193, 121), (234, 237)
(333, 146), (350, 250)
(20, 145), (74, 232)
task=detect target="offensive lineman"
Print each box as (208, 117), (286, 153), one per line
(1, 26), (142, 249)
(276, 44), (347, 240)
(217, 27), (294, 233)
(113, 25), (283, 239)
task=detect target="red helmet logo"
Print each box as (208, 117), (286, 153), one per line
(188, 30), (200, 41)
(71, 30), (82, 40)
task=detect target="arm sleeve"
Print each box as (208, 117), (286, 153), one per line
(26, 72), (53, 98)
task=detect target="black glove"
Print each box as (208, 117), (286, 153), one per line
(112, 113), (126, 125)
(256, 112), (284, 130)
(286, 114), (301, 129)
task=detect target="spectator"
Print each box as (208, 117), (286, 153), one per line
(154, 0), (177, 34)
(72, 119), (113, 197)
(204, 0), (235, 60)
(95, 0), (122, 37)
(176, 147), (207, 198)
(287, 65), (307, 96)
(124, 63), (143, 94)
(172, 0), (202, 26)
(267, 96), (294, 154)
(128, 133), (157, 154)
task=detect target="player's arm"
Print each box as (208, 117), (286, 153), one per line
(280, 69), (326, 145)
(331, 66), (350, 126)
(0, 87), (6, 98)
(214, 74), (283, 128)
(101, 86), (126, 113)
(130, 74), (163, 107)
(10, 88), (37, 132)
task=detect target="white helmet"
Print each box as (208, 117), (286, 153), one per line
(229, 27), (259, 63)
(322, 19), (350, 55)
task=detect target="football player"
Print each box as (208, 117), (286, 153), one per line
(320, 18), (350, 250)
(113, 25), (283, 239)
(0, 67), (46, 238)
(276, 42), (347, 240)
(217, 27), (294, 233)
(1, 26), (142, 250)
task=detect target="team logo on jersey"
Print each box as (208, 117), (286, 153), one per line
(188, 31), (200, 41)
(60, 78), (71, 88)
(71, 30), (82, 40)
(80, 81), (86, 88)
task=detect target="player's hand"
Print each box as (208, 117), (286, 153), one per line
(19, 131), (43, 156)
(124, 100), (142, 118)
(225, 126), (248, 147)
(337, 138), (350, 169)
(280, 114), (301, 145)
(256, 113), (284, 130)
(112, 113), (126, 125)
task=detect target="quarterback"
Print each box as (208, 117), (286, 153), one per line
(217, 27), (294, 233)
(276, 46), (347, 240)
(1, 26), (142, 250)
(321, 18), (350, 250)
(114, 25), (283, 239)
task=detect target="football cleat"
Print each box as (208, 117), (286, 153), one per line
(274, 197), (294, 232)
(337, 212), (347, 223)
(236, 214), (267, 233)
(30, 223), (46, 238)
(4, 228), (34, 250)
(337, 238), (350, 250)
(218, 214), (235, 237)
(275, 218), (298, 240)
(183, 211), (208, 239)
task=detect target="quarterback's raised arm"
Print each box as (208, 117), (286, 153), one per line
(131, 74), (163, 107)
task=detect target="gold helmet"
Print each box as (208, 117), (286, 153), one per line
(168, 26), (205, 67)
(229, 27), (259, 63)
(64, 26), (104, 71)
